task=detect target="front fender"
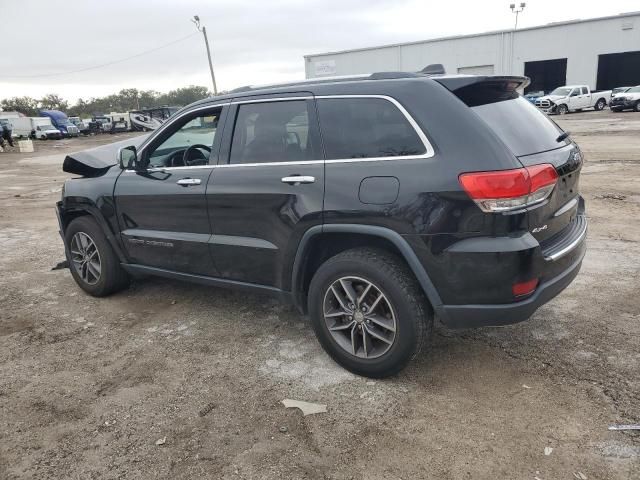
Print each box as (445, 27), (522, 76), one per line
(58, 196), (127, 263)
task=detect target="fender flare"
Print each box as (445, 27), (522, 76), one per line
(58, 201), (127, 263)
(291, 224), (443, 313)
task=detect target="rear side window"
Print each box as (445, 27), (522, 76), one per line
(230, 100), (317, 164)
(456, 81), (567, 157)
(471, 97), (567, 156)
(316, 98), (426, 160)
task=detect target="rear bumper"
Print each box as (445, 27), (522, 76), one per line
(437, 244), (584, 328)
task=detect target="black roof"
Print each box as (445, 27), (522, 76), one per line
(187, 71), (529, 109)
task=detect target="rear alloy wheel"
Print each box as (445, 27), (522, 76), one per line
(635, 101), (640, 113)
(65, 216), (129, 297)
(323, 276), (397, 359)
(308, 248), (431, 378)
(557, 104), (569, 115)
(595, 98), (606, 111)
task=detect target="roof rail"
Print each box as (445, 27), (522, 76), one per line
(368, 71), (421, 80)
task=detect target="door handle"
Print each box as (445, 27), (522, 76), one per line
(177, 178), (201, 186)
(281, 176), (315, 185)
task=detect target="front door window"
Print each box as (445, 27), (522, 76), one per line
(147, 110), (221, 168)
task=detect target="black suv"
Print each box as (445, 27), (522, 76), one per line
(56, 72), (587, 377)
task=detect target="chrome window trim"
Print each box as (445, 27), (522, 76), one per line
(314, 94), (435, 160)
(124, 94), (435, 173)
(231, 96), (313, 104)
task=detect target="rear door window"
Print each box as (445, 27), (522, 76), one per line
(316, 97), (426, 160)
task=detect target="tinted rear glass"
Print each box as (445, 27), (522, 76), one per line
(316, 98), (426, 159)
(471, 96), (568, 157)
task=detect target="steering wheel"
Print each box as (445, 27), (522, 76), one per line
(182, 144), (211, 166)
(168, 149), (187, 167)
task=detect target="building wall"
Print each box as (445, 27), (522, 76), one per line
(305, 13), (640, 89)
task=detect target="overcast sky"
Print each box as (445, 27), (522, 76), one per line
(1, 0), (638, 102)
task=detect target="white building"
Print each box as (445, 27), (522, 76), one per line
(304, 12), (640, 93)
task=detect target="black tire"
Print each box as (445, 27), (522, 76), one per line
(635, 101), (640, 113)
(308, 248), (431, 378)
(594, 98), (606, 111)
(557, 104), (569, 115)
(64, 216), (129, 297)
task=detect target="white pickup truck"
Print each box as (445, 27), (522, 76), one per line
(535, 85), (612, 115)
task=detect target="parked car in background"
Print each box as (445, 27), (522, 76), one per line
(91, 115), (112, 134)
(56, 72), (587, 377)
(610, 85), (640, 112)
(106, 113), (129, 133)
(69, 116), (91, 135)
(535, 85), (611, 114)
(10, 117), (62, 140)
(611, 86), (632, 99)
(524, 91), (545, 104)
(39, 110), (80, 137)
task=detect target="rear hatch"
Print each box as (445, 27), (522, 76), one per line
(436, 76), (583, 245)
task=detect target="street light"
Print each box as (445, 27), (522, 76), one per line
(192, 15), (218, 95)
(509, 3), (526, 75)
(510, 2), (526, 30)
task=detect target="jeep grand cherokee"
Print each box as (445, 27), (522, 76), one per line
(56, 71), (587, 377)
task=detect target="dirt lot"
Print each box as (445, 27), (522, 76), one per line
(1, 111), (639, 479)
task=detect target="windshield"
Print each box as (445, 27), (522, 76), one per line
(37, 123), (55, 130)
(549, 87), (572, 96)
(627, 86), (640, 93)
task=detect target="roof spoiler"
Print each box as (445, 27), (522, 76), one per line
(435, 75), (530, 92)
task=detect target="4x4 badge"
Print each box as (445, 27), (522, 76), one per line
(532, 225), (548, 233)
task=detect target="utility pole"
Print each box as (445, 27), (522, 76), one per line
(192, 15), (218, 95)
(509, 3), (526, 75)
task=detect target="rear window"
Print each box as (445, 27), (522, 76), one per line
(316, 98), (426, 160)
(457, 81), (568, 157)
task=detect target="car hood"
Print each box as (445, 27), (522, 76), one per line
(62, 135), (148, 177)
(537, 95), (567, 103)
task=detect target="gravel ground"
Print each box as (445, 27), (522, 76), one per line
(1, 111), (639, 479)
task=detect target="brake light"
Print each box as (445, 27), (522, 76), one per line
(459, 164), (558, 212)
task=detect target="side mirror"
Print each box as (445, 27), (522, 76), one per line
(118, 145), (139, 170)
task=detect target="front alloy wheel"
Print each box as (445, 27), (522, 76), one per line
(323, 276), (397, 359)
(70, 232), (102, 285)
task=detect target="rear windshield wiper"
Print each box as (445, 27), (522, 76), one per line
(556, 131), (571, 143)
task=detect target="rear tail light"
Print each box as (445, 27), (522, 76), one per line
(459, 164), (558, 212)
(512, 278), (539, 297)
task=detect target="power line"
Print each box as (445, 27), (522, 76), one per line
(4, 32), (199, 79)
